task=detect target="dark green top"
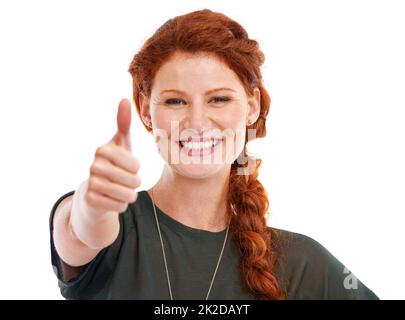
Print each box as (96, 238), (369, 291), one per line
(49, 190), (379, 300)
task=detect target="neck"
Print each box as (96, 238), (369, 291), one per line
(148, 164), (231, 232)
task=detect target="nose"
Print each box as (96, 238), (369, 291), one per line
(182, 102), (211, 133)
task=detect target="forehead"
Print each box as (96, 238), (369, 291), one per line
(152, 51), (244, 93)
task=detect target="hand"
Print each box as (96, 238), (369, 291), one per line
(85, 98), (141, 216)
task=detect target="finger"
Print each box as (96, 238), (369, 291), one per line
(86, 190), (129, 214)
(95, 145), (140, 174)
(88, 175), (138, 203)
(90, 158), (141, 189)
(112, 98), (132, 151)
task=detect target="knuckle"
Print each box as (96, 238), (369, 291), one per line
(90, 159), (108, 176)
(87, 177), (94, 190)
(95, 145), (109, 159)
(95, 146), (103, 157)
(89, 162), (99, 176)
(85, 190), (97, 207)
(88, 176), (101, 192)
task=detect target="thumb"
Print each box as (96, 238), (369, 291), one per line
(112, 98), (132, 151)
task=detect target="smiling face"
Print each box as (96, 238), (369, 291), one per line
(140, 51), (260, 179)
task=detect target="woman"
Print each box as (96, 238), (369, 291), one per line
(50, 9), (378, 300)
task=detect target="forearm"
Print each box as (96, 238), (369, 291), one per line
(53, 181), (120, 267)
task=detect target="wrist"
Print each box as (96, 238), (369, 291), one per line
(70, 179), (118, 249)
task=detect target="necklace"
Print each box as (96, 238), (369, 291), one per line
(150, 187), (231, 300)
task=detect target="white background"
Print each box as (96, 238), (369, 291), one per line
(0, 0), (403, 299)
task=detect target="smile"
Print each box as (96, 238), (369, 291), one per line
(177, 138), (223, 156)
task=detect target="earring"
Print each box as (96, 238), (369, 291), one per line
(144, 119), (152, 127)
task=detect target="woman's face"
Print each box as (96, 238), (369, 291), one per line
(140, 51), (260, 179)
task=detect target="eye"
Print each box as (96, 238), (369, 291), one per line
(210, 96), (231, 103)
(165, 98), (187, 105)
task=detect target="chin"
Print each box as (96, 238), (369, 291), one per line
(171, 163), (227, 180)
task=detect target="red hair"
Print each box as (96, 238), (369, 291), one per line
(128, 9), (285, 299)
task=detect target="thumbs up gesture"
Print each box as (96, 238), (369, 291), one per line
(85, 99), (141, 215)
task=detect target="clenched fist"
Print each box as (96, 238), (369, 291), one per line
(86, 98), (141, 215)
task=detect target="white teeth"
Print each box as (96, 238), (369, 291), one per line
(181, 140), (221, 150)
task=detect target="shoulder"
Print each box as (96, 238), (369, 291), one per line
(269, 227), (332, 266)
(268, 227), (379, 300)
(269, 227), (336, 281)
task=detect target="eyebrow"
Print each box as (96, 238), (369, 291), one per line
(159, 87), (236, 95)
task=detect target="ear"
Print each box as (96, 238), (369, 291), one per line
(139, 92), (152, 126)
(246, 87), (261, 125)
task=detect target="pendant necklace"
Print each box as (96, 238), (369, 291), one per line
(150, 187), (232, 300)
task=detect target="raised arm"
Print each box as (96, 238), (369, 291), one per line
(52, 99), (141, 278)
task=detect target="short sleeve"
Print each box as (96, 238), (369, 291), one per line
(278, 232), (379, 300)
(49, 191), (125, 299)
